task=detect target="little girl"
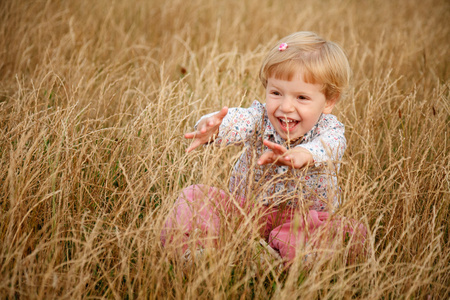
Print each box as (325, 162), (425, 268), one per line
(161, 31), (366, 266)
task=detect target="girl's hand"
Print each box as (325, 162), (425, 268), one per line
(257, 140), (314, 169)
(184, 107), (228, 153)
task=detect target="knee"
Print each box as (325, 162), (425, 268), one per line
(179, 184), (209, 203)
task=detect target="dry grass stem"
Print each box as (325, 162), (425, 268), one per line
(0, 0), (448, 299)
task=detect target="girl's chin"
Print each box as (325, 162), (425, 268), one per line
(284, 136), (303, 142)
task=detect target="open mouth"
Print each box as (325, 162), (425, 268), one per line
(278, 118), (299, 132)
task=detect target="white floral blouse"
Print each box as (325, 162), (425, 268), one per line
(197, 100), (346, 211)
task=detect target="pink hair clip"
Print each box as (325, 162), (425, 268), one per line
(278, 43), (288, 51)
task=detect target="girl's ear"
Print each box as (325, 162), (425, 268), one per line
(322, 96), (338, 114)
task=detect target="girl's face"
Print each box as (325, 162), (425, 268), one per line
(265, 70), (336, 141)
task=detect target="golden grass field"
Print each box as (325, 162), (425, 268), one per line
(1, 0), (449, 299)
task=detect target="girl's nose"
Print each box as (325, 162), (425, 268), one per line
(279, 97), (295, 113)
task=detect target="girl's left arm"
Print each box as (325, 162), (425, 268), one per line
(257, 115), (346, 170)
(295, 115), (346, 168)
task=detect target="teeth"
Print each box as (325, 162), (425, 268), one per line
(280, 118), (296, 123)
(279, 118), (298, 130)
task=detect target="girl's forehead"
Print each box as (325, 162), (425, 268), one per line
(268, 63), (319, 85)
(267, 74), (324, 92)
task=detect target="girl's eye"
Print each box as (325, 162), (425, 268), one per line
(297, 95), (308, 100)
(271, 91), (281, 96)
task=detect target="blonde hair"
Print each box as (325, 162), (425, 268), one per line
(259, 31), (351, 101)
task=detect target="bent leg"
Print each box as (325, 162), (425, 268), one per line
(268, 210), (324, 263)
(268, 210), (367, 265)
(161, 184), (229, 252)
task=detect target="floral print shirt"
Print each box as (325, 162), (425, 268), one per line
(198, 100), (346, 211)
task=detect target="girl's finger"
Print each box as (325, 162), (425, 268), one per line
(257, 157), (267, 165)
(257, 154), (267, 165)
(217, 106), (228, 120)
(263, 139), (287, 154)
(184, 132), (196, 139)
(258, 151), (274, 165)
(263, 139), (277, 149)
(186, 140), (202, 153)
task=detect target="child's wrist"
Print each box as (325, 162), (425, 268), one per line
(291, 148), (314, 169)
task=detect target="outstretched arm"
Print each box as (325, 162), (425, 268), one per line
(184, 107), (228, 153)
(257, 139), (313, 169)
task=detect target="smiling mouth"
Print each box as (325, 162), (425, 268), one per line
(278, 118), (299, 131)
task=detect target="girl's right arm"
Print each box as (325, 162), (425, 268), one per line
(185, 100), (265, 152)
(184, 107), (228, 153)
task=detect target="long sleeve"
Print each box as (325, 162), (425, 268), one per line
(195, 100), (265, 146)
(296, 114), (346, 168)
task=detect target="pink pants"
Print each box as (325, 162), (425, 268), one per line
(161, 185), (367, 264)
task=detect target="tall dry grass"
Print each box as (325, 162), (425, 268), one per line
(0, 0), (449, 299)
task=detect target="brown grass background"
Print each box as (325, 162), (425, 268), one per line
(0, 0), (449, 299)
